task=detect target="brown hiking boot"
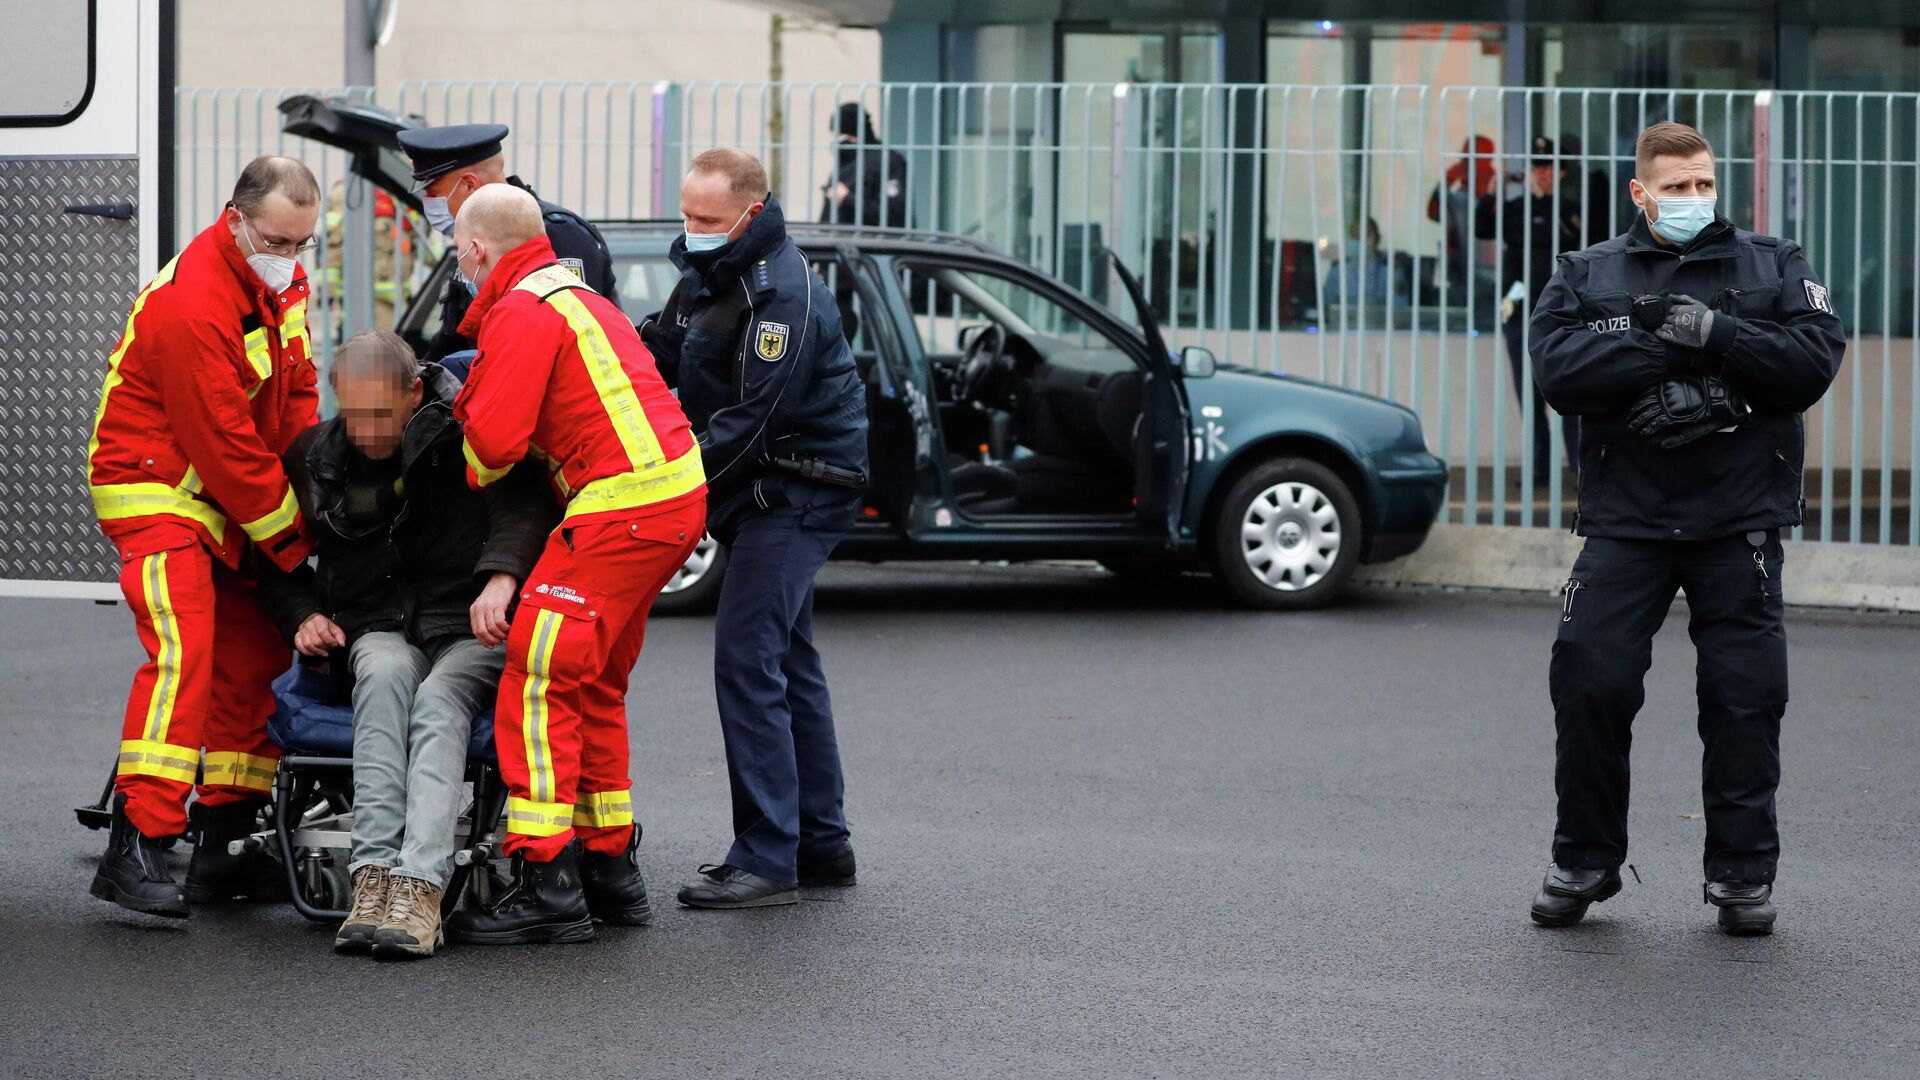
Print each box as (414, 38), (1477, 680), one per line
(336, 866), (391, 954)
(373, 875), (444, 960)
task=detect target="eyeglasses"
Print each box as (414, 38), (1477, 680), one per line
(236, 207), (318, 258)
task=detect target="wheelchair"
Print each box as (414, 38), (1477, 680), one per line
(231, 663), (512, 923)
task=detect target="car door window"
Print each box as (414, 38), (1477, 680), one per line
(896, 263), (1116, 357)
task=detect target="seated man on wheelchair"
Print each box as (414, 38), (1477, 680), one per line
(257, 331), (554, 959)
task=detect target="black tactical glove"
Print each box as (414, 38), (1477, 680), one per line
(1625, 376), (1749, 449)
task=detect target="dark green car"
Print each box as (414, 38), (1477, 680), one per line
(290, 96), (1447, 613)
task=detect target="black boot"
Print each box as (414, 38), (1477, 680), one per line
(1705, 881), (1776, 936)
(677, 863), (798, 909)
(1529, 864), (1622, 927)
(89, 794), (188, 919)
(184, 800), (287, 903)
(581, 829), (653, 926)
(798, 842), (857, 888)
(448, 839), (596, 945)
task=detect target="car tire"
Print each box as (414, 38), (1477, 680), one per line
(1209, 457), (1361, 611)
(650, 536), (726, 616)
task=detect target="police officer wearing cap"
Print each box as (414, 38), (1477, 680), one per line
(397, 123), (619, 364)
(639, 147), (868, 910)
(1526, 121), (1844, 936)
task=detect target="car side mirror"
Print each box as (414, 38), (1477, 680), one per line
(1179, 345), (1216, 378)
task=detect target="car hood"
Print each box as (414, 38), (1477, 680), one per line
(1189, 364), (1417, 419)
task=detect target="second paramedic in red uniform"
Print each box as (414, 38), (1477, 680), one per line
(87, 157), (323, 919)
(444, 184), (706, 945)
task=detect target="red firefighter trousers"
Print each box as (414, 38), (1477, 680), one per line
(112, 526), (285, 839)
(498, 501), (705, 861)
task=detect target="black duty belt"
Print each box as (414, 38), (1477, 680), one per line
(767, 456), (866, 491)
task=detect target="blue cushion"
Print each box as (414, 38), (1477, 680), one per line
(269, 664), (496, 760)
(437, 349), (479, 382)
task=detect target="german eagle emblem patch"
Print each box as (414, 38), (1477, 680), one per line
(755, 321), (790, 361)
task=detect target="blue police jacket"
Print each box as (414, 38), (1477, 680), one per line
(645, 196), (869, 537)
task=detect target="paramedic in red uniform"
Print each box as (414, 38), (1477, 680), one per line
(87, 157), (323, 919)
(443, 184), (706, 945)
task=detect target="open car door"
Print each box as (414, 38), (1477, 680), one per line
(833, 244), (923, 530)
(1110, 258), (1191, 543)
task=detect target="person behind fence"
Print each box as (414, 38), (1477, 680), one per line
(1559, 134), (1620, 250)
(1482, 135), (1583, 480)
(641, 148), (868, 910)
(86, 156), (322, 920)
(1325, 217), (1410, 309)
(1526, 120), (1844, 936)
(444, 184), (707, 945)
(1426, 134), (1499, 311)
(254, 331), (555, 959)
(397, 123), (620, 364)
(820, 102), (908, 229)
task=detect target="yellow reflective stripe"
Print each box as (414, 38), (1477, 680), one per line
(544, 289), (664, 471)
(117, 738), (199, 786)
(560, 445), (705, 521)
(139, 551), (183, 742)
(573, 789), (633, 829)
(202, 751), (277, 793)
(511, 263), (590, 298)
(281, 301), (309, 356)
(89, 256), (181, 470)
(242, 327), (273, 382)
(91, 482), (229, 536)
(179, 465), (204, 495)
(463, 437), (513, 488)
(520, 609), (564, 804)
(239, 484), (300, 543)
(506, 796), (575, 837)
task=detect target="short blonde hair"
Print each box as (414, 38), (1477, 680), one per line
(689, 148), (769, 201)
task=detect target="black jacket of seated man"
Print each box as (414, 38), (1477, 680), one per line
(256, 362), (558, 651)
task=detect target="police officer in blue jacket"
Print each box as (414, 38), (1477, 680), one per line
(396, 123), (620, 364)
(1526, 122), (1844, 936)
(640, 148), (869, 909)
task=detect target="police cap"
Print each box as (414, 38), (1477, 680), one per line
(397, 123), (509, 190)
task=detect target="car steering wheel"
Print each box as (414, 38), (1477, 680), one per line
(955, 323), (1006, 404)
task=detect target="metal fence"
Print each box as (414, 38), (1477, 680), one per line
(175, 81), (1920, 546)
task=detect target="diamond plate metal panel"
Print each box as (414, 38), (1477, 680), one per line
(0, 157), (137, 586)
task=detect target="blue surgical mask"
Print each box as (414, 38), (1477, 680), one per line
(1649, 194), (1716, 246)
(424, 195), (456, 238)
(684, 206), (752, 254)
(453, 240), (479, 292)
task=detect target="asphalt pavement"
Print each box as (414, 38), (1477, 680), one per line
(3, 563), (1916, 1079)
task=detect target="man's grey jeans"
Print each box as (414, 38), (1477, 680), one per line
(347, 631), (503, 888)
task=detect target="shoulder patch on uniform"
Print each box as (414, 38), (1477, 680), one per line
(558, 257), (585, 279)
(1804, 280), (1832, 314)
(755, 321), (790, 361)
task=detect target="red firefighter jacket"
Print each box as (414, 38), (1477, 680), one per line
(453, 235), (704, 524)
(88, 219), (317, 570)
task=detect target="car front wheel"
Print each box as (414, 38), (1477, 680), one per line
(1209, 457), (1361, 610)
(650, 535), (726, 616)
